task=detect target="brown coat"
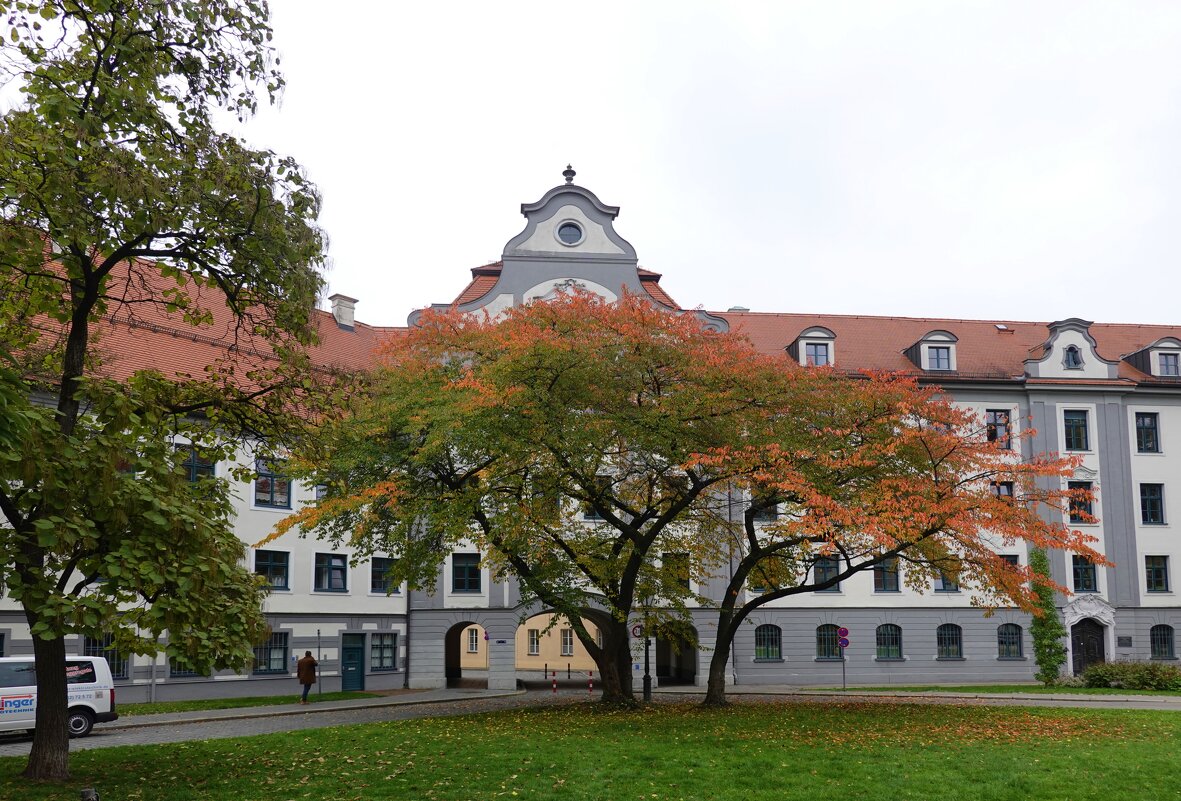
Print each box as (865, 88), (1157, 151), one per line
(296, 655), (317, 686)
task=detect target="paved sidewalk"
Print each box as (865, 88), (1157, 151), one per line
(653, 684), (1181, 710)
(105, 686), (526, 730)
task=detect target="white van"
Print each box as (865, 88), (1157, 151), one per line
(0, 656), (119, 737)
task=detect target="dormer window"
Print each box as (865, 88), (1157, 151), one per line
(929, 346), (951, 370)
(1162, 353), (1180, 377)
(790, 326), (836, 368)
(906, 330), (958, 372)
(1063, 345), (1083, 369)
(805, 342), (829, 367)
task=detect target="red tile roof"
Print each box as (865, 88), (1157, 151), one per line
(717, 310), (1181, 384)
(445, 262), (681, 311)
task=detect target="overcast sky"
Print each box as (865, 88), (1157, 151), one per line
(235, 1), (1181, 328)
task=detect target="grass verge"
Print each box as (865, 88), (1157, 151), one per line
(117, 691), (381, 716)
(2, 700), (1178, 800)
(823, 684), (1181, 696)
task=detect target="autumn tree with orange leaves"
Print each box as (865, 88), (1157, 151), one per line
(280, 291), (1100, 705)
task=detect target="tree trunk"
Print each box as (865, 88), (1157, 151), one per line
(595, 618), (636, 705)
(22, 629), (70, 780)
(704, 607), (735, 706)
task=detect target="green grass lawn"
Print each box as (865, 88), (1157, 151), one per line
(117, 691), (381, 716)
(3, 701), (1178, 800)
(828, 684), (1181, 696)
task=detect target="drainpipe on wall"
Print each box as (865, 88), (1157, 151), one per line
(403, 586), (411, 689)
(728, 482), (739, 686)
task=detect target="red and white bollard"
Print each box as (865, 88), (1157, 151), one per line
(588, 670), (594, 694)
(551, 671), (557, 694)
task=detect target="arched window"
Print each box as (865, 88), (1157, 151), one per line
(1064, 345), (1083, 369)
(816, 624), (842, 660)
(936, 624), (963, 659)
(1151, 625), (1175, 659)
(876, 624), (902, 660)
(997, 623), (1023, 659)
(754, 624), (782, 660)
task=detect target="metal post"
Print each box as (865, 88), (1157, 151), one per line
(567, 663), (571, 679)
(841, 646), (846, 691)
(643, 634), (652, 702)
(317, 629), (322, 697)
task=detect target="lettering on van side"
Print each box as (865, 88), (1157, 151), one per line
(1, 695), (35, 713)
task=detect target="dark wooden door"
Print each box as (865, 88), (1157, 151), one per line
(341, 634), (365, 691)
(1071, 618), (1106, 675)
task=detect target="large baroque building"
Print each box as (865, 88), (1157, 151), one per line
(3, 170), (1179, 698)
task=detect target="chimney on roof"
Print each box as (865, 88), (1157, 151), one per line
(328, 293), (358, 330)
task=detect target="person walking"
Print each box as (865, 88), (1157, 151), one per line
(296, 650), (317, 704)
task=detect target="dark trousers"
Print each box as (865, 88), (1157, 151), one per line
(301, 683), (311, 701)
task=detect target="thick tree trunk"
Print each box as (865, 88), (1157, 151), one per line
(22, 629), (70, 780)
(596, 618), (636, 705)
(704, 607), (735, 706)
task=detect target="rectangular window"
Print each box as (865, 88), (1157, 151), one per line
(874, 556), (900, 592)
(1141, 483), (1166, 525)
(751, 494), (779, 523)
(370, 557), (399, 593)
(805, 342), (829, 367)
(371, 632), (398, 671)
(985, 409), (1011, 449)
(83, 634), (128, 680)
(815, 556), (840, 591)
(254, 550), (290, 590)
(168, 658), (199, 678)
(662, 552), (690, 592)
(175, 444), (215, 482)
(1073, 555), (1097, 593)
(1146, 556), (1170, 593)
(934, 571), (960, 593)
(929, 346), (951, 370)
(991, 481), (1014, 502)
(581, 475), (611, 521)
(467, 628), (480, 653)
(1161, 353), (1180, 376)
(253, 631), (288, 674)
(1136, 412), (1161, 454)
(1063, 410), (1089, 451)
(254, 458), (291, 508)
(1000, 554), (1020, 567)
(561, 628), (575, 657)
(451, 553), (481, 593)
(1068, 481), (1093, 524)
(527, 629), (540, 656)
(314, 553), (348, 592)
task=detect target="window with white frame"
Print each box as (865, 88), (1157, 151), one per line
(467, 627), (480, 653)
(527, 629), (540, 656)
(371, 632), (398, 671)
(560, 628), (574, 656)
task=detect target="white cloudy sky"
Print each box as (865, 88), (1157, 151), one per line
(234, 1), (1181, 328)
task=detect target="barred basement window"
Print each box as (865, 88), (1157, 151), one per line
(253, 632), (288, 674)
(997, 624), (1024, 659)
(754, 624), (782, 660)
(816, 624), (842, 660)
(169, 658), (199, 678)
(876, 624), (903, 660)
(83, 634), (128, 680)
(936, 624), (963, 659)
(371, 632), (398, 671)
(1150, 625), (1175, 659)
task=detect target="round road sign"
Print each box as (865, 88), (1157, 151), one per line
(631, 624), (643, 638)
(838, 637), (850, 649)
(837, 627), (849, 638)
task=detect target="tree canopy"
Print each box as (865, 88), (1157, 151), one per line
(281, 290), (1102, 705)
(0, 0), (327, 779)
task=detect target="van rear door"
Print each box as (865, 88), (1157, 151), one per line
(0, 660), (38, 731)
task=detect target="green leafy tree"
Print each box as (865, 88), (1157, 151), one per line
(278, 291), (1104, 706)
(0, 1), (326, 779)
(1029, 547), (1068, 685)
